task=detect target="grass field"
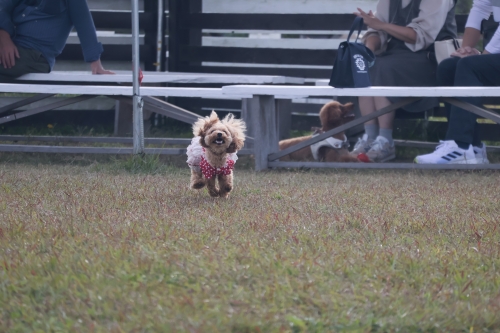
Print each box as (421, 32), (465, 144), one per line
(1, 155), (500, 332)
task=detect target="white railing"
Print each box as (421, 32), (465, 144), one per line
(202, 0), (376, 14)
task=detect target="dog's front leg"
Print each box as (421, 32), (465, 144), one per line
(206, 177), (219, 197)
(190, 170), (206, 189)
(218, 173), (233, 198)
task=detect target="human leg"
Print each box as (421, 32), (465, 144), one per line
(374, 96), (394, 144)
(439, 57), (489, 162)
(0, 47), (50, 80)
(445, 54), (500, 145)
(436, 57), (460, 120)
(415, 54), (500, 164)
(357, 96), (396, 163)
(351, 96), (378, 155)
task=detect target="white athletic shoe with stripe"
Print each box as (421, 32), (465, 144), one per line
(414, 140), (478, 164)
(473, 143), (490, 164)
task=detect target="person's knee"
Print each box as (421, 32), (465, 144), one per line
(437, 57), (459, 86)
(455, 56), (484, 85)
(455, 56), (484, 76)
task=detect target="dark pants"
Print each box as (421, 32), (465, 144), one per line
(0, 46), (50, 82)
(437, 54), (500, 146)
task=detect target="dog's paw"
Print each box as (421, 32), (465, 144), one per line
(191, 181), (205, 189)
(219, 185), (232, 198)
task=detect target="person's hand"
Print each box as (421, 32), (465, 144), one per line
(451, 46), (481, 58)
(90, 59), (114, 74)
(0, 30), (20, 69)
(354, 8), (385, 31)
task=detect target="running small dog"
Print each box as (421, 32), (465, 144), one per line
(278, 101), (358, 162)
(186, 111), (246, 198)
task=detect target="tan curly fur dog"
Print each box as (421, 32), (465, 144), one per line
(278, 101), (359, 162)
(187, 111), (246, 198)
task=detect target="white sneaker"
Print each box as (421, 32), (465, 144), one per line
(473, 143), (490, 164)
(414, 140), (478, 164)
(351, 134), (373, 155)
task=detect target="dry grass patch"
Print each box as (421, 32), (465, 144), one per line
(1, 163), (500, 332)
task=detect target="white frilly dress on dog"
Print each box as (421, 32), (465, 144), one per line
(186, 136), (238, 179)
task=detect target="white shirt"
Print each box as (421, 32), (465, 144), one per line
(466, 0), (500, 53)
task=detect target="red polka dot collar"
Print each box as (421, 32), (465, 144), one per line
(200, 148), (235, 179)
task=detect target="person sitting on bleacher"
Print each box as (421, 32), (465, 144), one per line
(415, 0), (500, 164)
(351, 0), (457, 163)
(0, 0), (113, 79)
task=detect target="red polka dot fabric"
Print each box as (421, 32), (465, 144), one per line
(200, 155), (235, 179)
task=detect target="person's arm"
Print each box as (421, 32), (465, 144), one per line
(483, 25), (500, 54)
(364, 34), (382, 52)
(66, 0), (113, 74)
(0, 0), (19, 68)
(356, 8), (417, 44)
(405, 0), (454, 51)
(451, 27), (482, 57)
(452, 0), (495, 57)
(0, 30), (19, 68)
(358, 1), (453, 51)
(358, 0), (389, 53)
(0, 0), (16, 36)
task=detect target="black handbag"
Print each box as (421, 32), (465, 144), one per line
(329, 17), (375, 88)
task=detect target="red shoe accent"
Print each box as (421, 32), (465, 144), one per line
(357, 153), (371, 163)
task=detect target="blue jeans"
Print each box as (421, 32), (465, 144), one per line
(437, 54), (500, 146)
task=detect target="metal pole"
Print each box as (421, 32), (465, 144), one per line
(154, 0), (165, 127)
(156, 0), (164, 72)
(132, 0), (144, 154)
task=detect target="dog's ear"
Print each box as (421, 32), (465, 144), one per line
(341, 102), (354, 116)
(226, 142), (237, 154)
(199, 136), (209, 148)
(192, 111), (220, 140)
(222, 114), (246, 153)
(226, 134), (245, 153)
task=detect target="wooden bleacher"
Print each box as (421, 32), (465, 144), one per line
(167, 0), (500, 142)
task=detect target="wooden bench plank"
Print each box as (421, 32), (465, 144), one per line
(0, 83), (133, 95)
(188, 13), (358, 30)
(58, 44), (153, 62)
(202, 0), (376, 14)
(0, 144), (254, 155)
(268, 161), (500, 170)
(178, 65), (331, 80)
(203, 36), (342, 50)
(180, 46), (336, 66)
(15, 71), (304, 84)
(0, 135), (191, 145)
(0, 84), (250, 98)
(222, 85), (500, 98)
(91, 11), (155, 31)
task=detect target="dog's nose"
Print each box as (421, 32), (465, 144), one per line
(217, 132), (222, 138)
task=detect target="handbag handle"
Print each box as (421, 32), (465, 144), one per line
(347, 17), (365, 43)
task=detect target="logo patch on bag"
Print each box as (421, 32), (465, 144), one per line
(353, 54), (366, 72)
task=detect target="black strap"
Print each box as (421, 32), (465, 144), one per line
(347, 17), (364, 43)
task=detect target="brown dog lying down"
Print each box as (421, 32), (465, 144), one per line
(278, 101), (359, 162)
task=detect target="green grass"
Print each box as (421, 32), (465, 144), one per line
(1, 158), (500, 332)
